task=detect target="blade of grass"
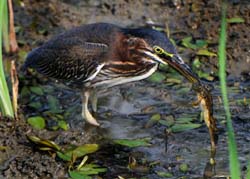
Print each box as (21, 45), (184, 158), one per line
(247, 161), (250, 179)
(2, 0), (9, 52)
(0, 0), (14, 117)
(218, 2), (240, 179)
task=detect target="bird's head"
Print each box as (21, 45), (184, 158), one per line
(124, 28), (200, 83)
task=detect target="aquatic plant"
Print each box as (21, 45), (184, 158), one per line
(0, 0), (14, 117)
(218, 2), (240, 179)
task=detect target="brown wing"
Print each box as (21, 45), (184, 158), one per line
(25, 37), (108, 85)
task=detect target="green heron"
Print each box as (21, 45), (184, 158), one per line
(24, 23), (200, 126)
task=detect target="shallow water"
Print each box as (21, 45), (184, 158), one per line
(45, 78), (250, 178)
(1, 0), (249, 178)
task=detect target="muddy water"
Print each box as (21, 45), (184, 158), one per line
(46, 78), (250, 178)
(1, 0), (249, 178)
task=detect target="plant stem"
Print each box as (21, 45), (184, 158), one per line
(218, 2), (240, 179)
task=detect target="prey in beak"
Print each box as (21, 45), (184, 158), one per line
(153, 46), (200, 84)
(153, 46), (218, 165)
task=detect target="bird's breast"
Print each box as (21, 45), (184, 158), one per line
(92, 62), (158, 88)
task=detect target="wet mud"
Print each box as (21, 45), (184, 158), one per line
(1, 0), (250, 178)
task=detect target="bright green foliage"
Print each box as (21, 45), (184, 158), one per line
(156, 171), (173, 178)
(218, 3), (241, 179)
(247, 161), (250, 179)
(57, 144), (99, 162)
(30, 86), (44, 95)
(0, 0), (14, 117)
(114, 138), (151, 147)
(170, 123), (201, 133)
(2, 0), (9, 52)
(69, 171), (92, 179)
(147, 71), (166, 83)
(227, 17), (244, 23)
(27, 116), (46, 129)
(196, 49), (217, 57)
(179, 163), (189, 173)
(69, 164), (106, 179)
(181, 36), (208, 50)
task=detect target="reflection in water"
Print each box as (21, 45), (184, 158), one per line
(57, 80), (250, 178)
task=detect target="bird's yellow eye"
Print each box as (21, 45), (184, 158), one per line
(153, 46), (164, 54)
(153, 46), (174, 58)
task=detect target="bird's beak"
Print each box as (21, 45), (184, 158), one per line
(162, 54), (200, 84)
(142, 49), (200, 83)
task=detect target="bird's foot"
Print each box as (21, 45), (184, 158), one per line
(82, 89), (100, 126)
(82, 109), (100, 126)
(91, 94), (98, 113)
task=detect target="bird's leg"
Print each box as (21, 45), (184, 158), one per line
(81, 90), (100, 126)
(90, 89), (98, 113)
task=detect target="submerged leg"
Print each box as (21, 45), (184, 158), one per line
(90, 89), (98, 113)
(81, 90), (100, 126)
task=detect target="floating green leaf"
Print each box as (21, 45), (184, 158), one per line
(151, 114), (161, 121)
(52, 120), (68, 131)
(20, 86), (31, 97)
(145, 114), (161, 128)
(159, 115), (175, 127)
(192, 58), (202, 69)
(197, 71), (214, 81)
(175, 117), (194, 124)
(157, 171), (173, 178)
(171, 123), (201, 133)
(176, 87), (190, 94)
(147, 72), (166, 83)
(181, 36), (197, 49)
(56, 151), (71, 161)
(27, 116), (46, 129)
(181, 37), (207, 50)
(196, 49), (217, 57)
(57, 144), (99, 161)
(28, 101), (42, 109)
(179, 163), (189, 172)
(166, 77), (182, 84)
(227, 17), (244, 23)
(69, 144), (99, 158)
(69, 171), (92, 179)
(192, 58), (213, 81)
(159, 63), (169, 71)
(159, 120), (172, 127)
(47, 95), (62, 113)
(58, 120), (69, 131)
(30, 86), (44, 95)
(195, 40), (208, 48)
(114, 138), (151, 148)
(69, 164), (106, 179)
(78, 164), (107, 175)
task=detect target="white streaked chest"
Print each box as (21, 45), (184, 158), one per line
(93, 63), (158, 88)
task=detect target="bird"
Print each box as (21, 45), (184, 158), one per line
(24, 22), (199, 126)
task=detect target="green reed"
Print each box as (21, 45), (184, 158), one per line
(247, 162), (250, 179)
(218, 2), (240, 179)
(0, 0), (14, 117)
